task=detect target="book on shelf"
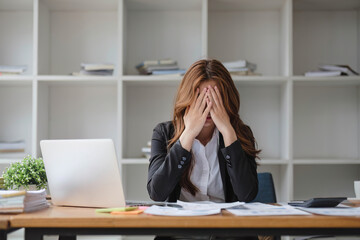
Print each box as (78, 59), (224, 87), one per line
(305, 64), (359, 77)
(304, 71), (343, 77)
(72, 63), (114, 76)
(0, 140), (25, 153)
(0, 189), (49, 213)
(223, 60), (257, 72)
(136, 59), (177, 69)
(141, 141), (151, 159)
(0, 65), (27, 75)
(73, 70), (114, 76)
(319, 64), (359, 76)
(152, 69), (186, 76)
(81, 63), (114, 71)
(136, 59), (185, 75)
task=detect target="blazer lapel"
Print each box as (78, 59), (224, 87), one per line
(218, 133), (227, 201)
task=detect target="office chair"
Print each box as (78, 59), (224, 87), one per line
(252, 172), (277, 203)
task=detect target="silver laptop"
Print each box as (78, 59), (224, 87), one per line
(40, 139), (125, 208)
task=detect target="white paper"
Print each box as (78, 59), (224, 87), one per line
(227, 202), (310, 216)
(297, 207), (360, 216)
(144, 205), (221, 216)
(176, 200), (244, 211)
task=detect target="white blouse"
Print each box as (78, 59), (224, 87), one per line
(179, 128), (225, 202)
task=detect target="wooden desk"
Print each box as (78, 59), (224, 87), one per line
(9, 206), (360, 240)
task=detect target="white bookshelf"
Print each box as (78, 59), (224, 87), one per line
(0, 0), (359, 208)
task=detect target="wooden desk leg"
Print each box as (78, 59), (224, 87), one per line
(59, 236), (76, 240)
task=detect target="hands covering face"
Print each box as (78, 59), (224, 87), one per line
(183, 85), (232, 138)
(206, 85), (232, 136)
(183, 87), (212, 139)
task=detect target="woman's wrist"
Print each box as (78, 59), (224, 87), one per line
(179, 128), (196, 152)
(222, 125), (237, 147)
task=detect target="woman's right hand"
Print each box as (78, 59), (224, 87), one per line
(179, 87), (212, 151)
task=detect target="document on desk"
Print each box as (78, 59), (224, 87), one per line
(176, 200), (244, 210)
(297, 206), (360, 216)
(144, 201), (244, 216)
(226, 203), (311, 216)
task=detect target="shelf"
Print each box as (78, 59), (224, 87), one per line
(258, 159), (289, 165)
(0, 0), (33, 75)
(0, 77), (33, 86)
(122, 75), (182, 86)
(232, 76), (288, 86)
(293, 76), (360, 86)
(121, 158), (149, 165)
(123, 84), (177, 158)
(208, 0), (290, 77)
(39, 0), (118, 75)
(293, 85), (359, 159)
(294, 159), (360, 165)
(37, 83), (118, 155)
(294, 164), (360, 200)
(0, 85), (33, 156)
(0, 158), (23, 164)
(40, 0), (118, 11)
(125, 0), (202, 11)
(37, 76), (117, 85)
(238, 84), (288, 160)
(0, 0), (33, 10)
(209, 0), (286, 11)
(123, 1), (203, 75)
(294, 0), (360, 11)
(293, 2), (360, 75)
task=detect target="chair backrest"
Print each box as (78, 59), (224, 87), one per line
(251, 172), (277, 203)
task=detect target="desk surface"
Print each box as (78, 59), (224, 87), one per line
(9, 205), (360, 229)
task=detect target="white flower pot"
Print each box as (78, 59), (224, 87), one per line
(18, 185), (38, 191)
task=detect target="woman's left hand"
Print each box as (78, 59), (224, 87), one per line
(208, 85), (237, 147)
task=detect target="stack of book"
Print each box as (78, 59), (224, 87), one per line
(136, 59), (186, 76)
(0, 65), (27, 75)
(0, 189), (49, 213)
(141, 141), (151, 159)
(305, 64), (359, 77)
(0, 140), (25, 153)
(223, 60), (259, 76)
(72, 63), (114, 76)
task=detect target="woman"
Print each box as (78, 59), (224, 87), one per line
(147, 59), (260, 204)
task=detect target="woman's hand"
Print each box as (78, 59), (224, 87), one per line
(179, 87), (212, 151)
(208, 85), (237, 147)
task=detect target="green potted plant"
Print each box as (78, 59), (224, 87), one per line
(2, 155), (48, 190)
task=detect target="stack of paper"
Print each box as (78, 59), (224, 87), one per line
(72, 63), (114, 76)
(144, 201), (243, 216)
(0, 189), (49, 213)
(305, 64), (359, 77)
(297, 206), (360, 216)
(0, 65), (27, 75)
(222, 60), (258, 76)
(0, 140), (26, 153)
(226, 202), (310, 216)
(135, 59), (186, 76)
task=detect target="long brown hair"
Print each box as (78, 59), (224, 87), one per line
(169, 59), (261, 195)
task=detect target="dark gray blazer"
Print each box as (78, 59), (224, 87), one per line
(147, 121), (258, 203)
